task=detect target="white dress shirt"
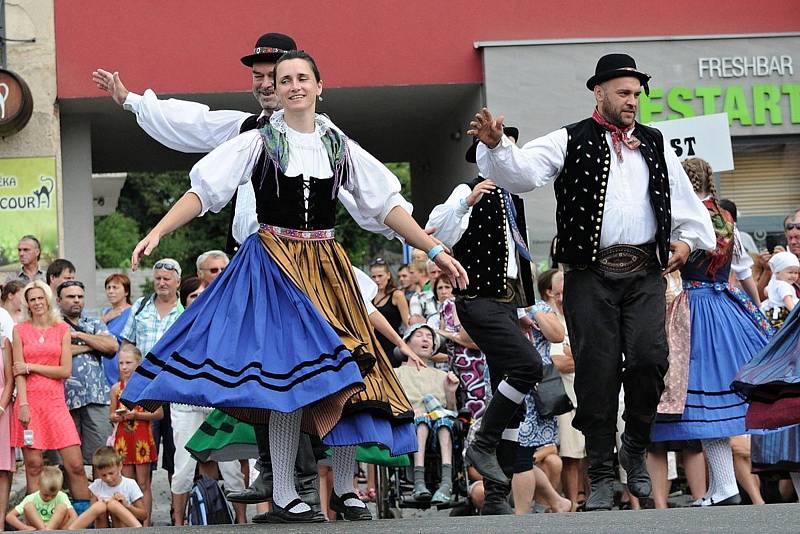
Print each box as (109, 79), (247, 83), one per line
(187, 111), (410, 239)
(123, 91), (408, 242)
(426, 183), (519, 279)
(476, 128), (716, 253)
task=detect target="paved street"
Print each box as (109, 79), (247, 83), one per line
(65, 503), (800, 533)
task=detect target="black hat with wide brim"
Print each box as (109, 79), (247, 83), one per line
(586, 53), (651, 95)
(241, 33), (297, 67)
(465, 126), (519, 163)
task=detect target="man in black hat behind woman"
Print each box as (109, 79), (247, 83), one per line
(93, 33), (324, 516)
(427, 126), (542, 514)
(468, 53), (715, 511)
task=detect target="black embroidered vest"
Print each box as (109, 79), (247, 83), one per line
(225, 115), (262, 254)
(553, 118), (672, 267)
(453, 177), (535, 305)
(251, 162), (339, 230)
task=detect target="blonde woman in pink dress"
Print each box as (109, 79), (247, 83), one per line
(10, 281), (89, 499)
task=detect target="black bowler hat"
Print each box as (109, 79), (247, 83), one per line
(586, 53), (650, 95)
(240, 33), (297, 67)
(465, 126), (520, 163)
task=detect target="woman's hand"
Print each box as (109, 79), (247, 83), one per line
(12, 362), (28, 377)
(123, 410), (136, 422)
(398, 342), (427, 371)
(110, 412), (123, 423)
(432, 251), (469, 290)
(131, 231), (161, 271)
(18, 404), (30, 427)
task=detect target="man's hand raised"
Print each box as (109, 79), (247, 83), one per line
(91, 69), (130, 106)
(467, 108), (505, 149)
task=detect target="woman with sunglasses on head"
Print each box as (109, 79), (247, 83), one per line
(369, 259), (409, 366)
(121, 50), (467, 523)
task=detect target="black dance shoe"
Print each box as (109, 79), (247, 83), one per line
(330, 492), (373, 521)
(581, 478), (614, 511)
(260, 499), (326, 523)
(618, 445), (652, 498)
(227, 470), (272, 504)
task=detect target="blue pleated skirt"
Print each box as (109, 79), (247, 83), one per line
(652, 284), (769, 441)
(751, 424), (800, 472)
(121, 233), (413, 454)
(733, 305), (800, 401)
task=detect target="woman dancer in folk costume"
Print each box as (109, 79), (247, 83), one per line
(121, 50), (468, 523)
(651, 157), (772, 507)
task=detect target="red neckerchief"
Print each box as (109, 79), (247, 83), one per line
(591, 108), (641, 162)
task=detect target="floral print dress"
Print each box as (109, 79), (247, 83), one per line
(114, 381), (157, 464)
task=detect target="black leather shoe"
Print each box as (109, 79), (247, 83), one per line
(227, 471), (272, 504)
(330, 492), (373, 521)
(260, 499), (326, 523)
(581, 478), (614, 511)
(618, 446), (652, 498)
(465, 445), (509, 485)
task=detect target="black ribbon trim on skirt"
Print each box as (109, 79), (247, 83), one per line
(656, 414), (744, 425)
(135, 349), (358, 391)
(682, 400), (747, 410)
(142, 344), (349, 381)
(198, 420), (236, 437)
(686, 388), (739, 397)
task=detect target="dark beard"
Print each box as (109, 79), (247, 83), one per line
(600, 100), (633, 128)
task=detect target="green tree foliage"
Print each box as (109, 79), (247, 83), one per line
(94, 212), (140, 268)
(95, 163), (411, 272)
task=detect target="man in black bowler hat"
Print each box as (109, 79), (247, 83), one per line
(427, 126), (542, 515)
(468, 53), (715, 511)
(92, 33), (324, 519)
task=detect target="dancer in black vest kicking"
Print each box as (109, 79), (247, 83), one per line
(427, 127), (541, 514)
(468, 54), (716, 511)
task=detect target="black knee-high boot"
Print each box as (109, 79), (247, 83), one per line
(583, 432), (615, 511)
(619, 417), (653, 498)
(466, 381), (525, 484)
(480, 438), (517, 515)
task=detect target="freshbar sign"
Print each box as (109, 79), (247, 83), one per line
(639, 54), (799, 127)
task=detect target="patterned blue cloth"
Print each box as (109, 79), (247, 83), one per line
(121, 296), (183, 357)
(64, 316), (113, 409)
(518, 301), (558, 448)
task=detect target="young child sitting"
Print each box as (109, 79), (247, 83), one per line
(68, 447), (146, 529)
(394, 323), (459, 504)
(6, 466), (76, 531)
(109, 345), (162, 525)
(761, 251), (799, 328)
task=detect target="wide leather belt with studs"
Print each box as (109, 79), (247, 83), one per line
(593, 243), (657, 274)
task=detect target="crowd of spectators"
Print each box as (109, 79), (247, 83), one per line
(0, 211), (797, 527)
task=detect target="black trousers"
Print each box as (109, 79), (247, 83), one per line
(457, 297), (543, 422)
(562, 267), (669, 446)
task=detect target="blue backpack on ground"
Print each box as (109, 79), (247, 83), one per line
(186, 475), (234, 526)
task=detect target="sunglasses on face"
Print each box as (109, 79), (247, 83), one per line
(786, 223), (800, 231)
(203, 267), (225, 274)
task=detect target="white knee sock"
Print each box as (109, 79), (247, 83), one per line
(332, 446), (366, 508)
(269, 409), (310, 513)
(790, 472), (800, 502)
(702, 438), (738, 503)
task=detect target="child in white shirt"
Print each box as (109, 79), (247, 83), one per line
(68, 447), (146, 529)
(762, 251), (799, 323)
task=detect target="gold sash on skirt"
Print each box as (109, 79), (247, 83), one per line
(258, 230), (413, 426)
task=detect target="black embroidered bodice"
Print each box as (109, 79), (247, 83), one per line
(252, 160), (339, 230)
